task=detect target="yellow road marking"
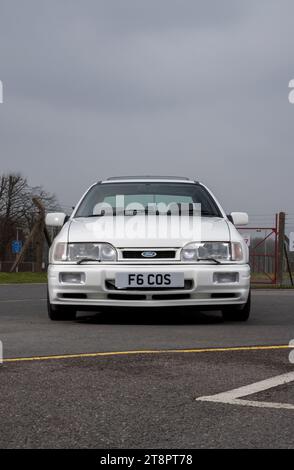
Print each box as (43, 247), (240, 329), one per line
(2, 344), (292, 363)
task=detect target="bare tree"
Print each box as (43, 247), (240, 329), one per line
(0, 173), (60, 262)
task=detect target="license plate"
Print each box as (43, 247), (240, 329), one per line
(115, 272), (185, 289)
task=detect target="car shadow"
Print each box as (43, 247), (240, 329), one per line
(75, 307), (223, 325)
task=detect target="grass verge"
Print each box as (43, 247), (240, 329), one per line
(0, 272), (47, 284)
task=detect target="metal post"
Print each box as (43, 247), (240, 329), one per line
(15, 228), (18, 273)
(264, 229), (267, 274)
(284, 242), (294, 286)
(274, 214), (278, 284)
(277, 212), (286, 285)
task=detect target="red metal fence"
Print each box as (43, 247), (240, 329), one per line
(238, 214), (278, 284)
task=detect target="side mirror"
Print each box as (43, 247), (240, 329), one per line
(230, 212), (249, 226)
(45, 212), (67, 227)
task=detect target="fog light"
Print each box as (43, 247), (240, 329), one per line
(59, 272), (85, 284)
(213, 272), (239, 283)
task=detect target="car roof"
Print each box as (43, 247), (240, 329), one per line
(101, 176), (198, 184)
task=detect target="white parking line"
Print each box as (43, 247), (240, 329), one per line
(196, 371), (294, 410)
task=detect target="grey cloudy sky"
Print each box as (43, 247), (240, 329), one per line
(0, 0), (294, 223)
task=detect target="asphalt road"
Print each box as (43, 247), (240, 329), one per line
(0, 284), (294, 448)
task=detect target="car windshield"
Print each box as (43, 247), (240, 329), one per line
(74, 182), (222, 218)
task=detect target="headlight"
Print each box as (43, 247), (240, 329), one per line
(53, 242), (67, 262)
(231, 242), (244, 261)
(100, 244), (117, 261)
(53, 242), (117, 262)
(181, 242), (244, 262)
(181, 243), (199, 261)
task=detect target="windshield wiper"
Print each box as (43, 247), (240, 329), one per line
(176, 209), (217, 217)
(78, 209), (130, 217)
(77, 209), (218, 217)
(200, 211), (217, 217)
(77, 257), (101, 265)
(197, 258), (222, 265)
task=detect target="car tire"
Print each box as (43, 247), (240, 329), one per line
(222, 291), (251, 322)
(47, 290), (76, 321)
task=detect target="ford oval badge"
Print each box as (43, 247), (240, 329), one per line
(141, 251), (157, 258)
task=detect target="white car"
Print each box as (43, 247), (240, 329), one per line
(46, 177), (250, 321)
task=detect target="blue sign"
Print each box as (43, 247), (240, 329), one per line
(12, 240), (22, 254)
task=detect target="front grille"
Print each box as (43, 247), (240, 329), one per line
(210, 293), (236, 299)
(105, 279), (193, 291)
(152, 293), (190, 300)
(122, 250), (176, 259)
(107, 293), (190, 301)
(59, 293), (87, 299)
(107, 293), (146, 301)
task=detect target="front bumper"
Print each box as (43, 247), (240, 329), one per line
(48, 263), (250, 308)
